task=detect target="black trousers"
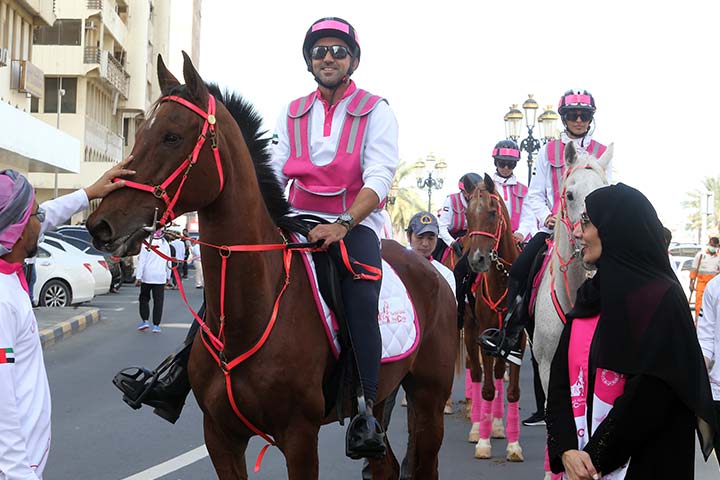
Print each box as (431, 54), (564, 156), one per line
(139, 283), (165, 326)
(339, 225), (383, 403)
(508, 231), (550, 299)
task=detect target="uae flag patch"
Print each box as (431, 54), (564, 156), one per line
(0, 348), (15, 364)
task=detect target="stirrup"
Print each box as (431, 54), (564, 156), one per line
(479, 328), (523, 366)
(345, 414), (386, 460)
(112, 366), (160, 409)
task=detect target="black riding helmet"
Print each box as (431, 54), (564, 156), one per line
(557, 89), (596, 116)
(302, 17), (361, 74)
(492, 140), (521, 163)
(459, 172), (482, 193)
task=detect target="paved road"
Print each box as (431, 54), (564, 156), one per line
(42, 280), (719, 479)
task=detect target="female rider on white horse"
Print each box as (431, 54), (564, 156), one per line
(480, 89), (611, 364)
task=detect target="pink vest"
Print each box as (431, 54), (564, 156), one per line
(547, 139), (607, 215)
(500, 183), (528, 231)
(448, 192), (467, 237)
(567, 315), (629, 479)
(283, 89), (386, 215)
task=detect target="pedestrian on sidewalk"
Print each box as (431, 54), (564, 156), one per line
(168, 233), (185, 290)
(135, 231), (171, 333)
(698, 274), (720, 461)
(0, 160), (134, 479)
(191, 241), (203, 288)
(690, 237), (720, 321)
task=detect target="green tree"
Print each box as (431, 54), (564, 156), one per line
(683, 175), (720, 237)
(386, 161), (426, 240)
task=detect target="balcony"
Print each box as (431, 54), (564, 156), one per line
(84, 47), (129, 99)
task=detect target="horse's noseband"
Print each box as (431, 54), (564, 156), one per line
(116, 94), (224, 228)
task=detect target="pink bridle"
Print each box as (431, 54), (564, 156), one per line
(117, 94), (224, 227)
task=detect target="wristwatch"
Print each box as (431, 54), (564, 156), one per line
(335, 212), (355, 231)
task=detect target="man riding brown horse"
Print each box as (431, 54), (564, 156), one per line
(112, 16), (398, 460)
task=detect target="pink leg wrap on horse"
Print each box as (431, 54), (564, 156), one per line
(471, 382), (481, 422)
(544, 444), (551, 472)
(465, 369), (472, 398)
(478, 397), (492, 439)
(506, 401), (520, 442)
(492, 378), (504, 419)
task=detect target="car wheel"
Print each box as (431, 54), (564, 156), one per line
(40, 280), (71, 307)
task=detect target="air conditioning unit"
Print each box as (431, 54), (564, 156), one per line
(0, 48), (8, 67)
(85, 20), (97, 30)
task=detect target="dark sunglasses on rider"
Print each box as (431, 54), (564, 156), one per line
(310, 45), (351, 61)
(496, 160), (517, 169)
(564, 110), (593, 122)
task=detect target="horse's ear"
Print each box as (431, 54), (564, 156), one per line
(181, 51), (209, 106)
(483, 173), (495, 193)
(564, 141), (578, 167)
(596, 142), (614, 171)
(157, 54), (180, 96)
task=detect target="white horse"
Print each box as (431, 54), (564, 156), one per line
(530, 141), (613, 479)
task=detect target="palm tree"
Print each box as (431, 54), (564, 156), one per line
(386, 161), (427, 240)
(683, 175), (719, 239)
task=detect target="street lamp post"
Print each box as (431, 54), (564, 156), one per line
(504, 95), (559, 183)
(54, 79), (66, 199)
(414, 152), (447, 212)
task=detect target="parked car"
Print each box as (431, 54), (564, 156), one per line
(34, 241), (96, 307)
(41, 237), (111, 297)
(56, 225), (135, 283)
(47, 231), (123, 292)
(668, 243), (701, 259)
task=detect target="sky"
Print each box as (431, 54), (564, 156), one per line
(193, 0), (719, 242)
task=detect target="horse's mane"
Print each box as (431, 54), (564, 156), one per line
(163, 83), (302, 231)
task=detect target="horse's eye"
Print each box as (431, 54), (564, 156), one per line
(566, 191), (575, 202)
(163, 133), (181, 144)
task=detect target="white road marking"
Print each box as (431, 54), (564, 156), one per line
(120, 444), (208, 480)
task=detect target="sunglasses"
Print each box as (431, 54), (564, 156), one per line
(497, 160), (517, 169)
(30, 207), (46, 223)
(564, 110), (593, 122)
(310, 45), (351, 61)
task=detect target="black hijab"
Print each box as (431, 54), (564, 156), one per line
(569, 183), (717, 459)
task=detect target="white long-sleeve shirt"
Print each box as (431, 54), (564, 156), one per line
(0, 189), (89, 480)
(697, 275), (720, 400)
(270, 83), (399, 240)
(135, 237), (171, 284)
(521, 132), (611, 235)
(437, 193), (465, 247)
(492, 172), (536, 238)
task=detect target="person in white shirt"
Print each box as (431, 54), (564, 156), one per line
(0, 161), (133, 480)
(135, 232), (171, 332)
(190, 241), (203, 288)
(489, 140), (534, 242)
(697, 274), (720, 435)
(168, 235), (186, 289)
(481, 89), (611, 362)
(436, 172), (482, 259)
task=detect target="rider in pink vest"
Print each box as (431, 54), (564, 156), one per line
(490, 140), (531, 240)
(271, 17), (399, 460)
(437, 172), (482, 259)
(481, 90), (609, 365)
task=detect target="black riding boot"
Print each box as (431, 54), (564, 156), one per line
(453, 253), (471, 328)
(479, 277), (526, 365)
(113, 310), (201, 424)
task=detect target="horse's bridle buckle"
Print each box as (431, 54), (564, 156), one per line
(152, 186), (166, 199)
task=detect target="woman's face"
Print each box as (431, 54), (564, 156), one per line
(573, 212), (602, 264)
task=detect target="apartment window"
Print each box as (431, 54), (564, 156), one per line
(33, 19), (82, 46)
(43, 77), (77, 113)
(30, 96), (39, 113)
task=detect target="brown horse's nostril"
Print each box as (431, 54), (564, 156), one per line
(88, 219), (114, 246)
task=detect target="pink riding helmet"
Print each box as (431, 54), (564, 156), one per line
(557, 89), (596, 115)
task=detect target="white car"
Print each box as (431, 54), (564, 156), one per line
(41, 237), (111, 297)
(34, 241), (97, 307)
(676, 257), (695, 308)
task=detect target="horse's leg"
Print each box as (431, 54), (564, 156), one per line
(491, 359), (506, 439)
(474, 352), (495, 459)
(404, 378), (445, 480)
(505, 334), (525, 462)
(203, 415), (249, 480)
(464, 318), (483, 443)
(366, 396), (400, 480)
(278, 419), (320, 480)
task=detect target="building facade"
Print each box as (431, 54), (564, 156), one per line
(28, 0), (197, 222)
(0, 0), (80, 177)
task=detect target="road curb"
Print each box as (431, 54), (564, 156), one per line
(39, 308), (101, 349)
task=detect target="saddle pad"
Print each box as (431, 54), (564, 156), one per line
(290, 234), (419, 363)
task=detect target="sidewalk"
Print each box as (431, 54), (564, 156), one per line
(34, 306), (101, 349)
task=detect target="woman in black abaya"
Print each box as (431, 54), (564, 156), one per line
(546, 183), (718, 479)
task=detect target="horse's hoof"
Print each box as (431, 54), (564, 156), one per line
(444, 400), (453, 415)
(492, 418), (506, 438)
(506, 441), (524, 462)
(464, 399), (473, 418)
(543, 472), (552, 480)
(474, 438), (491, 459)
(468, 422), (480, 443)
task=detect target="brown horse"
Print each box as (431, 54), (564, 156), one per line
(86, 53), (457, 480)
(462, 174), (524, 461)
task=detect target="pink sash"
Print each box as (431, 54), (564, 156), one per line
(0, 258), (29, 293)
